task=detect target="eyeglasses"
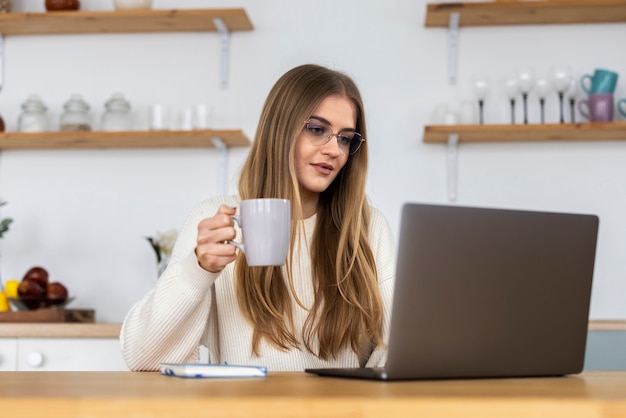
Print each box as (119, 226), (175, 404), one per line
(303, 119), (365, 155)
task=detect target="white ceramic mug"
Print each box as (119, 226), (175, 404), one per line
(114, 0), (153, 10)
(228, 199), (291, 266)
(149, 104), (169, 130)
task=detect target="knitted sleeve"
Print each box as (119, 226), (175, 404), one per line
(119, 195), (239, 371)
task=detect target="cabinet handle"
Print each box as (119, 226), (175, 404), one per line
(27, 351), (44, 368)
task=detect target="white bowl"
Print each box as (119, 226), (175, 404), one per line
(114, 0), (153, 10)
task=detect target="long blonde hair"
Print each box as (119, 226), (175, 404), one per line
(236, 64), (383, 360)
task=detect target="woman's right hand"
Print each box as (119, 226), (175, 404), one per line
(195, 205), (238, 273)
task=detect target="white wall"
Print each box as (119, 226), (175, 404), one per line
(1, 0), (625, 322)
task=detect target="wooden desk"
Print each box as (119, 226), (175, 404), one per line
(1, 371), (626, 417)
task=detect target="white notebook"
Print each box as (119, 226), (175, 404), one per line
(160, 362), (268, 379)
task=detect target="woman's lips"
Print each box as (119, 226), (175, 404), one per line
(312, 163), (333, 175)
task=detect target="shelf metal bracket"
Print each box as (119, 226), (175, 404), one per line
(212, 137), (229, 195)
(0, 35), (4, 92)
(448, 12), (460, 85)
(213, 18), (230, 90)
(447, 133), (459, 202)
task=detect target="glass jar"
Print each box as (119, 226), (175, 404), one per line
(101, 93), (132, 131)
(18, 95), (49, 133)
(60, 94), (91, 132)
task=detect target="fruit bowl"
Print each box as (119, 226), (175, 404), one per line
(9, 296), (76, 311)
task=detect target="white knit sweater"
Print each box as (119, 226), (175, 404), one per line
(120, 195), (396, 372)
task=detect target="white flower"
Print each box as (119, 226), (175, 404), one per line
(146, 229), (178, 263)
(154, 229), (178, 256)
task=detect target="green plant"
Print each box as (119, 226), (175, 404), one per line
(0, 200), (13, 238)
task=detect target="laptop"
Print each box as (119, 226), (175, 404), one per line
(305, 202), (599, 380)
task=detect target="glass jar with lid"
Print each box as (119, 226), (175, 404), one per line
(18, 95), (49, 132)
(101, 93), (132, 131)
(60, 94), (91, 132)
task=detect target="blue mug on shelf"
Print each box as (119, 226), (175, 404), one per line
(581, 68), (619, 94)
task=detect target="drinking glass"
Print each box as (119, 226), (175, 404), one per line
(473, 74), (490, 125)
(504, 76), (519, 124)
(535, 78), (549, 124)
(518, 68), (535, 124)
(551, 66), (573, 124)
(566, 78), (578, 123)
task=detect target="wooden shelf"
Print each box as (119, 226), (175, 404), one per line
(0, 8), (253, 35)
(0, 129), (251, 150)
(423, 122), (626, 143)
(425, 0), (626, 27)
(589, 320), (626, 331)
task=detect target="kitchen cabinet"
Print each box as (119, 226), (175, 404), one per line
(0, 323), (127, 371)
(17, 338), (127, 371)
(0, 338), (17, 370)
(0, 337), (127, 371)
(586, 321), (626, 371)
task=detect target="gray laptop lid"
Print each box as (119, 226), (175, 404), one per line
(383, 203), (599, 380)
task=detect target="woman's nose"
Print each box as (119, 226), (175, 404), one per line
(320, 134), (342, 155)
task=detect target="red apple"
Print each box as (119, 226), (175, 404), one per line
(18, 278), (46, 309)
(23, 266), (49, 289)
(46, 282), (68, 306)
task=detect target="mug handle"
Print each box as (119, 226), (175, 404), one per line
(227, 215), (245, 253)
(617, 98), (626, 118)
(578, 100), (591, 120)
(580, 74), (593, 95)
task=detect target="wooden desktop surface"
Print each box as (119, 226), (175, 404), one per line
(1, 371), (626, 417)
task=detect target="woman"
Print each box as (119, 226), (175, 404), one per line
(120, 64), (396, 372)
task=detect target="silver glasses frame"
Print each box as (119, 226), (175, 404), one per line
(303, 119), (365, 155)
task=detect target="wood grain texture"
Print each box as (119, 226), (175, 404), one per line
(425, 0), (626, 27)
(0, 309), (95, 323)
(0, 129), (251, 150)
(0, 371), (626, 417)
(0, 322), (121, 337)
(0, 8), (253, 35)
(0, 321), (620, 338)
(423, 122), (626, 143)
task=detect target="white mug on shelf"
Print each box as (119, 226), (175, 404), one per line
(149, 104), (169, 131)
(113, 0), (153, 10)
(193, 104), (212, 130)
